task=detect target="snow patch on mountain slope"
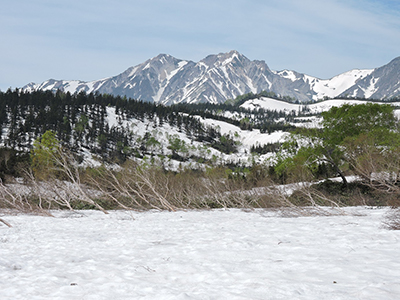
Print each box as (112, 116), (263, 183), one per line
(222, 51), (239, 66)
(166, 61), (188, 82)
(262, 74), (273, 89)
(153, 61), (189, 103)
(246, 77), (257, 94)
(143, 62), (151, 70)
(128, 66), (139, 78)
(363, 77), (380, 98)
(309, 69), (373, 100)
(276, 70), (298, 81)
(154, 87), (166, 104)
(86, 80), (104, 92)
(63, 81), (80, 94)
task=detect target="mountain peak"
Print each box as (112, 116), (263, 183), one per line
(389, 56), (400, 64)
(199, 50), (248, 68)
(225, 50), (241, 58)
(147, 53), (181, 64)
(154, 53), (174, 60)
(219, 50), (245, 60)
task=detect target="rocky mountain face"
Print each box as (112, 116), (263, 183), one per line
(23, 51), (400, 104)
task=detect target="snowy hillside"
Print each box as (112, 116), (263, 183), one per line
(241, 97), (400, 114)
(1, 207), (399, 299)
(100, 107), (287, 169)
(100, 97), (400, 168)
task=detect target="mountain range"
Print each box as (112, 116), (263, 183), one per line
(22, 50), (400, 104)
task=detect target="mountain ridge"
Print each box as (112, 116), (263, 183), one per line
(22, 51), (400, 104)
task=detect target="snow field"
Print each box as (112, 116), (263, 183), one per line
(1, 208), (400, 299)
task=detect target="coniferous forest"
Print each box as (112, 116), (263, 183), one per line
(0, 89), (299, 179)
(0, 89), (222, 155)
(0, 89), (296, 156)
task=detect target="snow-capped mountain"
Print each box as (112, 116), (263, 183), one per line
(23, 51), (277, 104)
(338, 57), (400, 99)
(22, 51), (399, 104)
(274, 69), (373, 100)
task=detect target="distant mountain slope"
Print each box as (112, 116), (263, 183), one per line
(23, 51), (400, 104)
(339, 57), (400, 99)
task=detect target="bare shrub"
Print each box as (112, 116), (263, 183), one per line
(86, 161), (177, 211)
(382, 208), (400, 230)
(0, 143), (347, 216)
(86, 162), (257, 210)
(0, 177), (45, 214)
(78, 158), (348, 216)
(0, 147), (110, 214)
(345, 135), (400, 198)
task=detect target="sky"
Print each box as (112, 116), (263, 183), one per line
(1, 0), (400, 91)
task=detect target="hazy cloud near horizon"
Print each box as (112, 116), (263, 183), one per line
(1, 0), (400, 90)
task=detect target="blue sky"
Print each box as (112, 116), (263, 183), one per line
(1, 0), (400, 91)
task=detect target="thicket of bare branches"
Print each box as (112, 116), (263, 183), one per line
(345, 135), (400, 206)
(86, 161), (267, 211)
(0, 145), (349, 218)
(9, 131), (400, 221)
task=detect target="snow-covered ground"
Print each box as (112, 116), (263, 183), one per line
(195, 116), (287, 147)
(1, 207), (400, 299)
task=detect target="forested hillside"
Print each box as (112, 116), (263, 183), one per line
(0, 89), (300, 177)
(0, 90), (222, 160)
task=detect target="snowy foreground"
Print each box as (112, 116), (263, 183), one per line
(1, 208), (400, 300)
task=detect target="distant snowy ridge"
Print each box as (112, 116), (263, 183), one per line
(23, 51), (400, 104)
(339, 57), (400, 99)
